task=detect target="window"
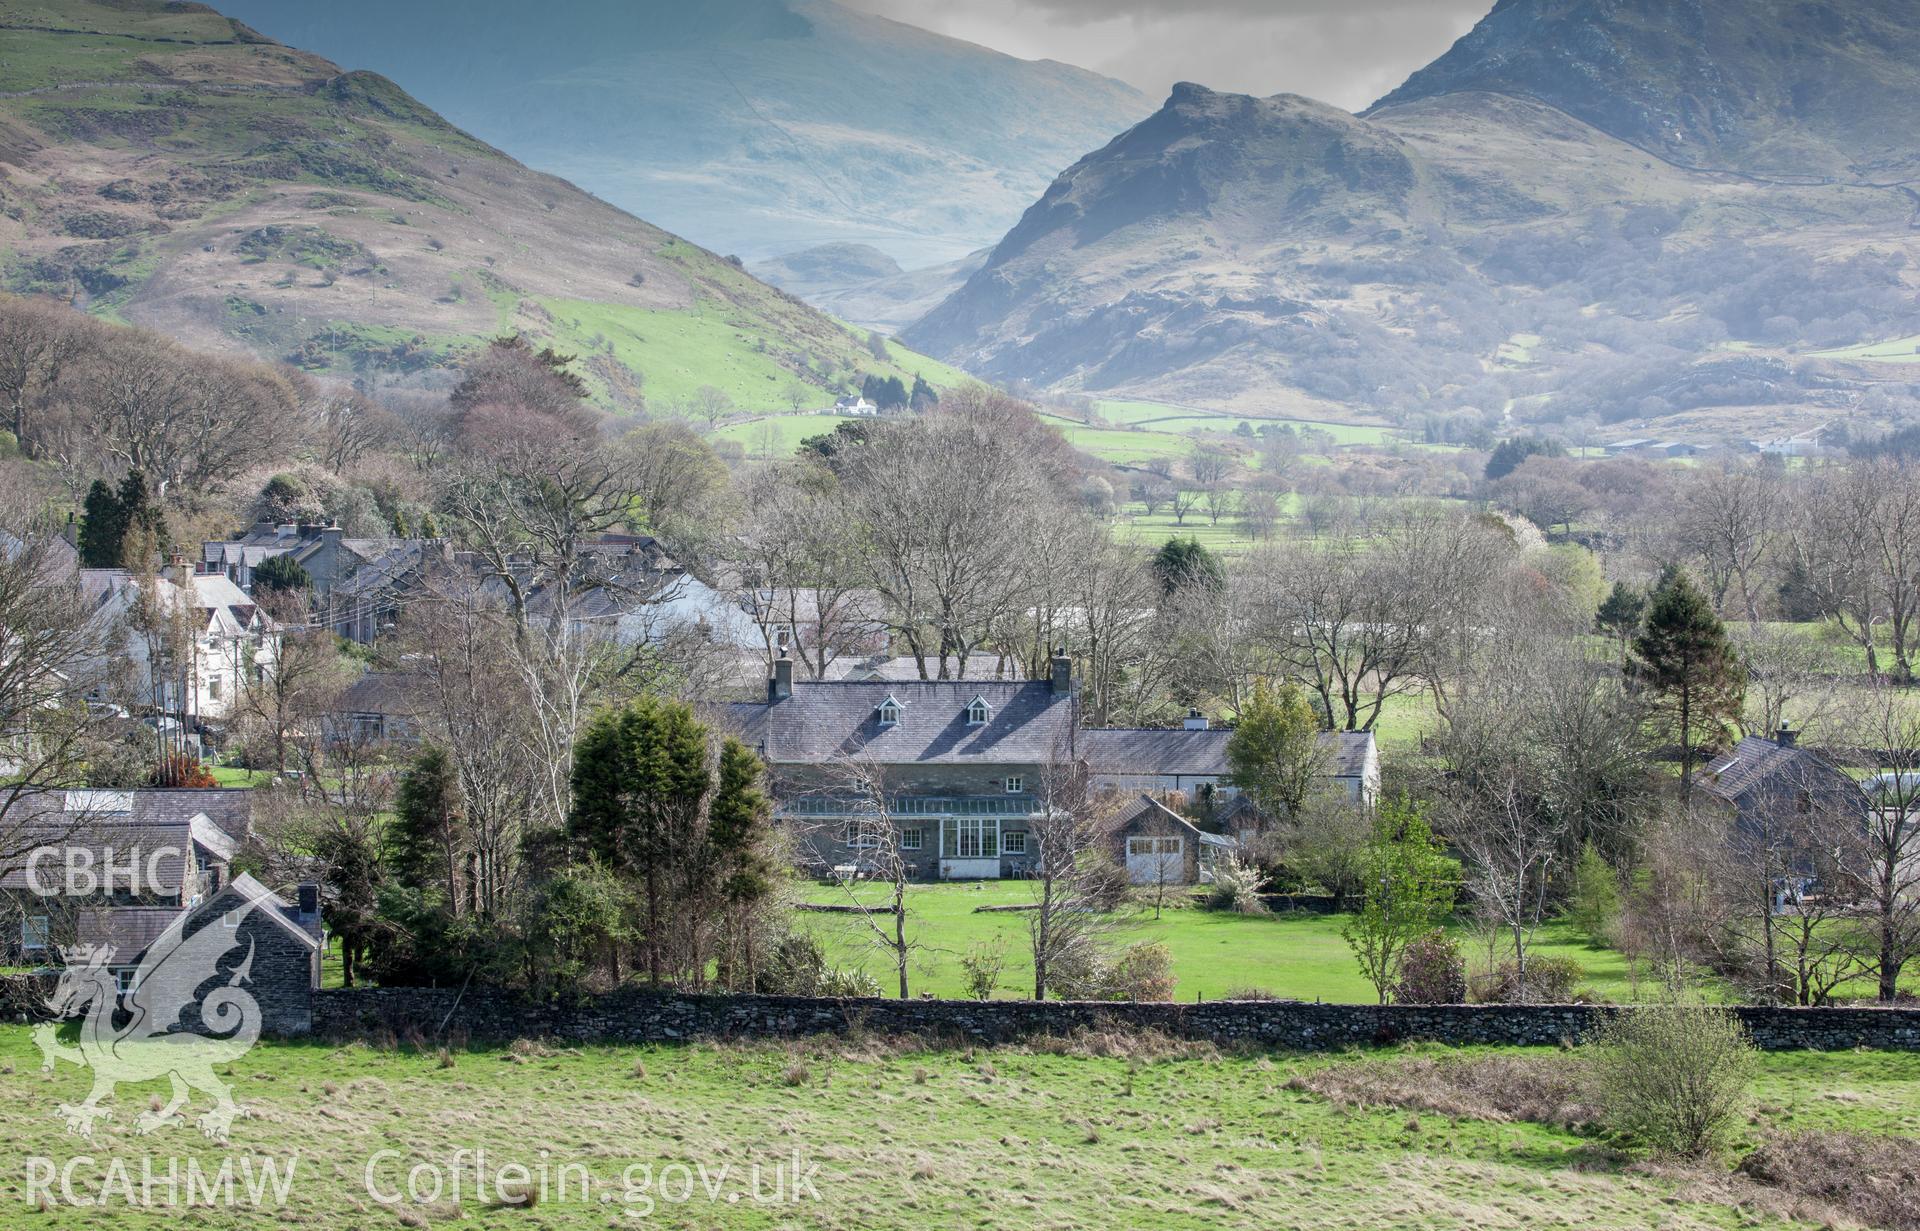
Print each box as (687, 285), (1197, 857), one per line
(966, 698), (991, 726)
(876, 695), (902, 726)
(115, 969), (135, 993)
(900, 828), (923, 851)
(21, 916), (48, 951)
(942, 816), (999, 859)
(1002, 830), (1026, 855)
(207, 675), (223, 700)
(843, 822), (881, 851)
(1127, 837), (1182, 856)
(1004, 777), (1023, 794)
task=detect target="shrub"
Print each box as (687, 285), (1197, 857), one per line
(1584, 1001), (1756, 1157)
(959, 938), (1007, 1001)
(759, 933), (878, 998)
(1205, 853), (1270, 915)
(1109, 943), (1177, 1002)
(1049, 941), (1178, 1002)
(1470, 955), (1584, 1004)
(817, 967), (880, 999)
(148, 753), (216, 788)
(1393, 930), (1466, 1004)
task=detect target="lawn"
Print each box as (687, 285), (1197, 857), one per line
(795, 882), (1657, 1004)
(0, 1024), (1909, 1229)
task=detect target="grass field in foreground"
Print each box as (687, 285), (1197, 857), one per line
(0, 1025), (1911, 1229)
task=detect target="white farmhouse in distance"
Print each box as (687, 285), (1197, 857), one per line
(78, 560), (280, 725)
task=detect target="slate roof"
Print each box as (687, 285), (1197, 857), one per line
(1699, 737), (1856, 808)
(1, 801), (243, 896)
(1116, 796), (1236, 848)
(75, 907), (183, 955)
(9, 788), (253, 844)
(823, 654), (1028, 682)
(335, 671), (421, 718)
(1081, 729), (1376, 779)
(734, 680), (1073, 766)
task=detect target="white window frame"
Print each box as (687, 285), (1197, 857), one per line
(21, 915), (48, 951)
(941, 816), (1000, 859)
(900, 827), (923, 851)
(1004, 776), (1023, 794)
(1002, 830), (1026, 855)
(877, 699), (901, 726)
(115, 969), (135, 993)
(966, 698), (990, 726)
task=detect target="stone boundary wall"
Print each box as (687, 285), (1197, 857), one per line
(312, 986), (1920, 1052)
(6, 973), (1914, 1050)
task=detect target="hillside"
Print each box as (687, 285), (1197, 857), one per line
(208, 0), (1148, 268)
(1373, 0), (1920, 178)
(906, 0), (1920, 437)
(0, 0), (941, 413)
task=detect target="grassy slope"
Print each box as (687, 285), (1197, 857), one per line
(0, 1026), (1910, 1229)
(0, 0), (946, 414)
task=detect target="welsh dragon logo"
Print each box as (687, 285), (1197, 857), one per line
(31, 891), (266, 1142)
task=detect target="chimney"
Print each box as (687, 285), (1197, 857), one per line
(1776, 722), (1798, 749)
(319, 522), (342, 552)
(64, 511), (78, 548)
(295, 882), (320, 921)
(1183, 708), (1210, 731)
(161, 550), (189, 584)
(1050, 647), (1072, 696)
(769, 652), (793, 702)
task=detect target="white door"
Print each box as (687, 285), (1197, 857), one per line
(1126, 836), (1184, 885)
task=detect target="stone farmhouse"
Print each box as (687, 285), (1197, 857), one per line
(730, 654), (1376, 884)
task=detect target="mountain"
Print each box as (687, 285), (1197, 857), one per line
(753, 244), (987, 333)
(0, 0), (941, 413)
(207, 0), (1148, 268)
(907, 1), (1920, 436)
(1373, 0), (1920, 179)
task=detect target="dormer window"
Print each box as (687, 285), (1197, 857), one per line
(966, 697), (991, 726)
(876, 695), (903, 726)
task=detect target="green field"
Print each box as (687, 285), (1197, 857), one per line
(712, 412), (847, 457)
(1810, 334), (1920, 363)
(534, 297), (969, 415)
(796, 883), (1663, 1004)
(2, 1025), (1910, 1229)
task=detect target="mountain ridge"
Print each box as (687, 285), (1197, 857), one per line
(0, 0), (942, 413)
(209, 0), (1148, 266)
(905, 4), (1920, 434)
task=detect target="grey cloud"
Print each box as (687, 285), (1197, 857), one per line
(843, 0), (1489, 111)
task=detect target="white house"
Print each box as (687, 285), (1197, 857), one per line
(78, 564), (280, 725)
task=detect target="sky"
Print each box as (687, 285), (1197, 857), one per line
(842, 0), (1491, 111)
